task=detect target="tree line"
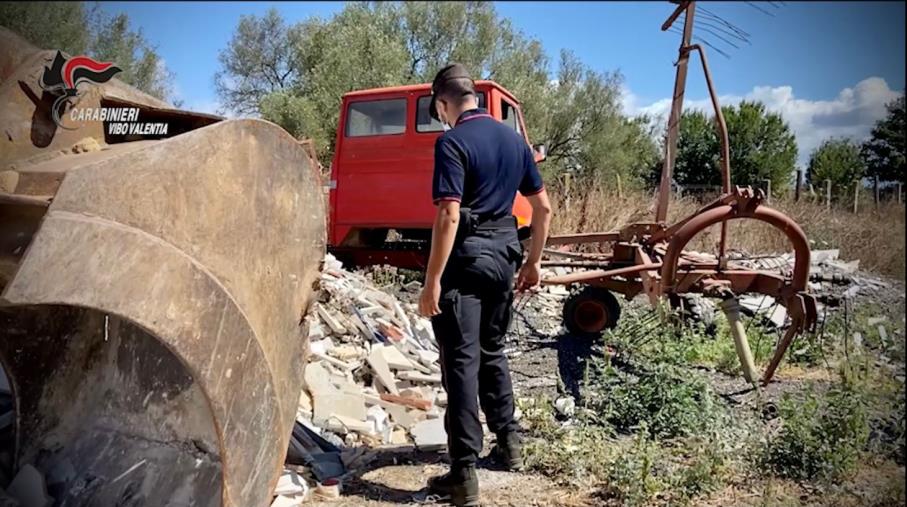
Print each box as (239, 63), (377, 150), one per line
(0, 1), (176, 103)
(2, 2), (903, 192)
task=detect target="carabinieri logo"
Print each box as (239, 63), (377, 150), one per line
(40, 51), (122, 129)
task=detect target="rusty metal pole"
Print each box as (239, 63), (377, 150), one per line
(686, 43), (731, 263)
(795, 170), (802, 202)
(655, 1), (695, 224)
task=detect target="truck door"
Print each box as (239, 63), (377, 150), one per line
(498, 95), (534, 228)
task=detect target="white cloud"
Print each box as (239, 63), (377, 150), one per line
(623, 77), (903, 167)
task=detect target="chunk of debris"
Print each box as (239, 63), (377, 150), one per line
(380, 393), (432, 411)
(367, 347), (400, 395)
(316, 304), (347, 335)
(411, 418), (447, 451)
(397, 371), (442, 384)
(554, 396), (576, 418)
(270, 494), (304, 507)
(274, 469), (308, 497)
(6, 464), (53, 507)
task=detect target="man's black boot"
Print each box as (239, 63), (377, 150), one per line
(427, 463), (479, 506)
(492, 431), (524, 471)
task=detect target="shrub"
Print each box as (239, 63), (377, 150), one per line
(583, 358), (721, 439)
(762, 386), (870, 481)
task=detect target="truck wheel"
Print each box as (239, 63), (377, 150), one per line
(562, 286), (621, 337)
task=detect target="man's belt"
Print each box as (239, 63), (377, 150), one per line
(454, 209), (516, 245)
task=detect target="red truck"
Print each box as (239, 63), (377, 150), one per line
(327, 80), (546, 269)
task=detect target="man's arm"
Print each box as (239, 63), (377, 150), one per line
(419, 200), (460, 316)
(420, 135), (465, 317)
(516, 190), (552, 292)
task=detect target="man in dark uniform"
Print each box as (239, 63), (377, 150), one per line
(418, 63), (552, 507)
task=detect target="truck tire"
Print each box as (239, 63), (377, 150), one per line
(562, 286), (621, 337)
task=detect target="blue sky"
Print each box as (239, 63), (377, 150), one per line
(102, 1), (905, 166)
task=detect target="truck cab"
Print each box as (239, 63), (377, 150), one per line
(328, 80), (542, 268)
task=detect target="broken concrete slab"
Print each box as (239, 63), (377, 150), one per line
(313, 392), (367, 427)
(811, 249), (840, 264)
(390, 428), (409, 445)
(312, 352), (356, 372)
(385, 404), (426, 429)
(322, 414), (375, 435)
(274, 469), (308, 497)
(304, 362), (338, 396)
(867, 316), (888, 326)
(328, 344), (363, 362)
(415, 349), (440, 366)
(316, 304), (347, 335)
(367, 347), (399, 395)
(373, 344), (416, 371)
(397, 371), (442, 384)
(6, 464), (53, 507)
(309, 337), (335, 356)
(411, 418), (447, 451)
(270, 494), (304, 507)
(878, 325), (889, 344)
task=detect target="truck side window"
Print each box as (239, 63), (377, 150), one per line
(501, 99), (521, 134)
(346, 98), (406, 137)
(416, 92), (487, 132)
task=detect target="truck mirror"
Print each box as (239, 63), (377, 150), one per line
(533, 143), (547, 163)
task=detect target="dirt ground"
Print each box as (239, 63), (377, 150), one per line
(304, 270), (905, 507)
(305, 449), (592, 507)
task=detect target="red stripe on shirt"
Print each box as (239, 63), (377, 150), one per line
(522, 185), (545, 196)
(433, 196), (462, 203)
(456, 113), (495, 126)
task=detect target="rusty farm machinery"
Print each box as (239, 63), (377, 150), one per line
(541, 1), (818, 386)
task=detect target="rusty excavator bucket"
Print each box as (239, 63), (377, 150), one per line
(0, 28), (325, 506)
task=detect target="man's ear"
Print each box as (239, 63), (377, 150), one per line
(436, 99), (447, 124)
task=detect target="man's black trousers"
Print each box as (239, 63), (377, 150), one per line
(430, 220), (523, 466)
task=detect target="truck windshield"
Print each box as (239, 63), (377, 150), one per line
(346, 98), (407, 137)
(416, 92), (487, 132)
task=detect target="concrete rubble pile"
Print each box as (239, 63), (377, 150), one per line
(299, 254), (446, 447)
(729, 249), (893, 328)
(269, 256), (572, 505)
(270, 254), (446, 506)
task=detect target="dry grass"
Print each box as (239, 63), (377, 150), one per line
(547, 184), (906, 280)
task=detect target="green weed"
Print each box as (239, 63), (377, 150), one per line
(762, 386), (870, 481)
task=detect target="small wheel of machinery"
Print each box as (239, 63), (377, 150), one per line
(562, 286), (622, 337)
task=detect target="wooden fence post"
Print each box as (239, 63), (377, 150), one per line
(795, 170), (802, 202)
(764, 179), (772, 203)
(563, 173), (572, 214)
(825, 180), (832, 210)
(616, 173), (623, 199)
(853, 180), (860, 213)
(874, 176), (880, 208)
(898, 182), (903, 205)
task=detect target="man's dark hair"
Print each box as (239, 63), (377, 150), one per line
(430, 63), (476, 121)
